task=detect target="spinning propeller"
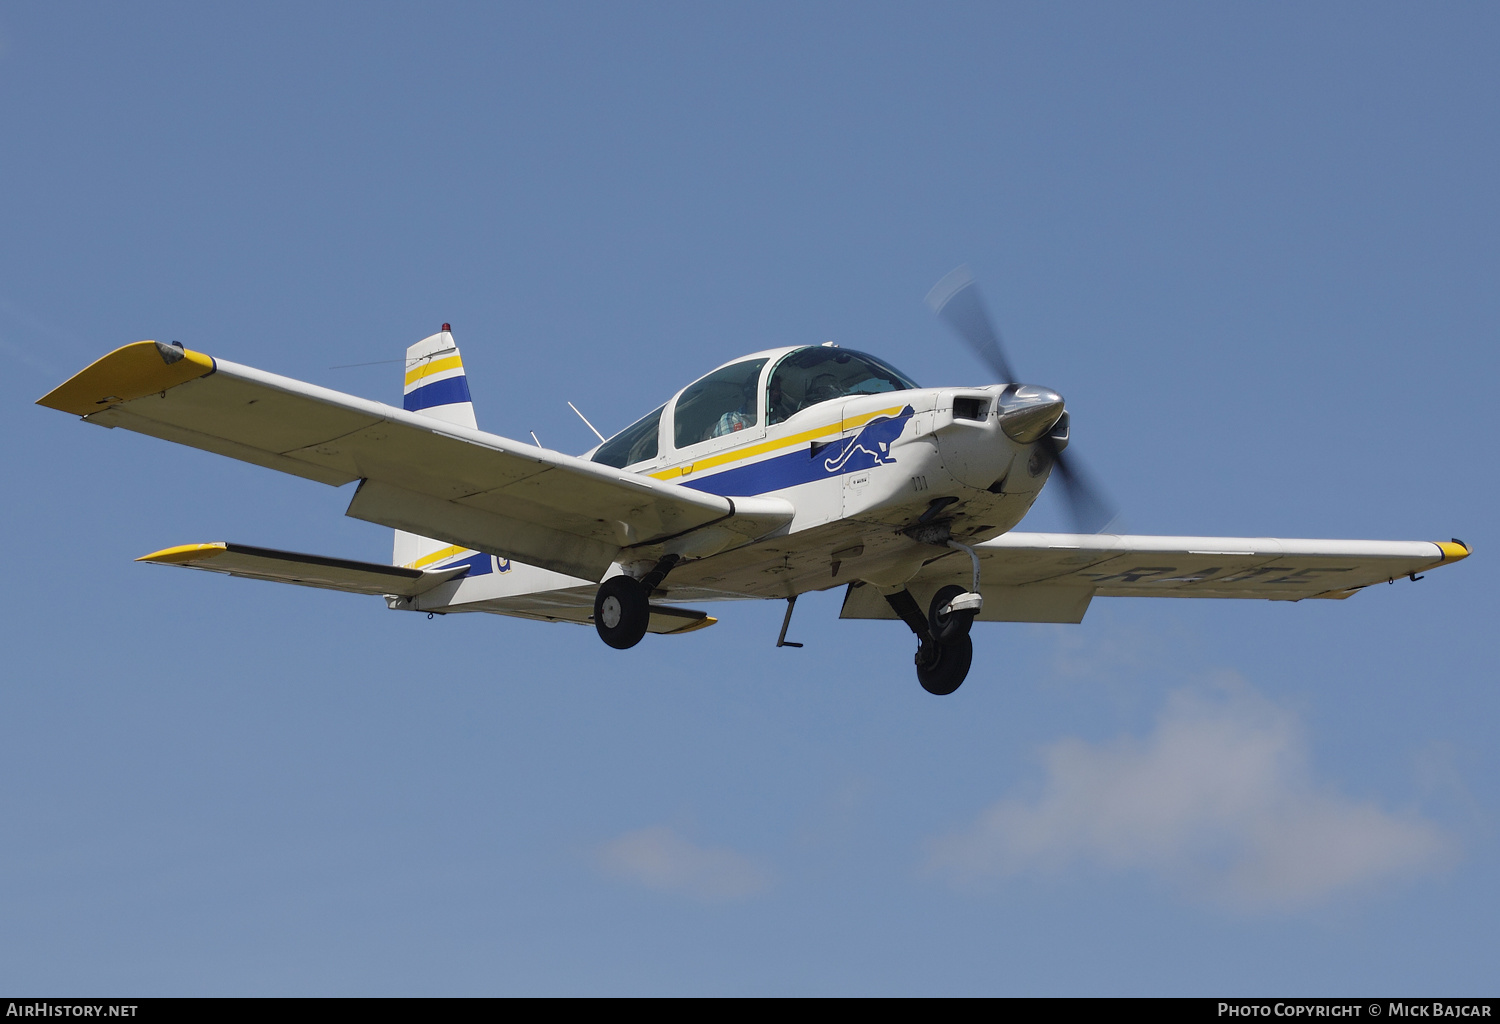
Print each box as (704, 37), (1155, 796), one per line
(926, 266), (1116, 534)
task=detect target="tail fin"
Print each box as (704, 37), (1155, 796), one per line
(394, 325), (477, 569)
(402, 325), (476, 429)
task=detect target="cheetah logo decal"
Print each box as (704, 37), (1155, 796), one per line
(822, 406), (916, 474)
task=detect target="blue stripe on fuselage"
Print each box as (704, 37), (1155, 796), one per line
(683, 443), (833, 496)
(683, 405), (915, 496)
(404, 374), (472, 412)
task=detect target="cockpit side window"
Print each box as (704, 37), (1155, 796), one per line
(672, 358), (768, 449)
(591, 404), (664, 469)
(766, 347), (920, 425)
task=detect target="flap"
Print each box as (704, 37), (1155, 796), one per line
(841, 580), (1093, 623)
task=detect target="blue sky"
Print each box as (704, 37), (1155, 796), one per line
(1, 1), (1495, 995)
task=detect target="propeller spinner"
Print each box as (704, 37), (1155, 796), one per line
(926, 266), (1116, 533)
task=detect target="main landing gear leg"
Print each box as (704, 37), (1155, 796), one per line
(594, 554), (680, 650)
(884, 587), (973, 696)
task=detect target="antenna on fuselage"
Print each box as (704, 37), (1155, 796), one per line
(529, 430), (543, 447)
(567, 401), (607, 443)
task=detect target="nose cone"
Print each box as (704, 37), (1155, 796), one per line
(997, 385), (1065, 443)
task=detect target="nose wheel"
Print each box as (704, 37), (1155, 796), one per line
(916, 633), (973, 695)
(883, 584), (979, 695)
(928, 584), (979, 643)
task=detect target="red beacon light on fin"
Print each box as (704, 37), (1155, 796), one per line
(441, 323), (451, 332)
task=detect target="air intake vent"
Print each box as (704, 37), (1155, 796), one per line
(953, 397), (988, 422)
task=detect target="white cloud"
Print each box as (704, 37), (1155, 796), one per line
(926, 680), (1454, 912)
(597, 826), (772, 903)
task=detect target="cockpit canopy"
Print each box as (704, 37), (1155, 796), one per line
(673, 357), (769, 448)
(590, 403), (664, 469)
(591, 345), (920, 469)
(765, 346), (918, 426)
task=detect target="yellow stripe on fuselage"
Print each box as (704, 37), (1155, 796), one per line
(406, 543), (471, 570)
(404, 354), (465, 389)
(647, 405), (906, 481)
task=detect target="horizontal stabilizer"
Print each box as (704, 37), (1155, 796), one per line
(646, 605), (717, 636)
(138, 542), (470, 597)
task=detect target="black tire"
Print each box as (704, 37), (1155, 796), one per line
(928, 584), (976, 643)
(594, 575), (649, 650)
(916, 633), (972, 695)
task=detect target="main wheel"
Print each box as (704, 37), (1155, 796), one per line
(928, 584), (976, 643)
(594, 575), (649, 649)
(915, 634), (973, 695)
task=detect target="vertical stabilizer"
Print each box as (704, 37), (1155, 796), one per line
(394, 325), (478, 568)
(402, 325), (477, 429)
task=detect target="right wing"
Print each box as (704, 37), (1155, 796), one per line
(842, 532), (1471, 623)
(40, 341), (793, 580)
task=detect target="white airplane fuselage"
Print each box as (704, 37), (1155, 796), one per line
(395, 369), (1058, 618)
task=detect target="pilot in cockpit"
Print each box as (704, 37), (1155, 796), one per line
(766, 377), (795, 425)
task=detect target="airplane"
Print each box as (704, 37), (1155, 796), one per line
(36, 269), (1470, 695)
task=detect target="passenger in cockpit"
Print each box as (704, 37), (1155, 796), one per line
(712, 380), (757, 437)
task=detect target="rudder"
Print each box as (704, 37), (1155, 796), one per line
(394, 325), (478, 568)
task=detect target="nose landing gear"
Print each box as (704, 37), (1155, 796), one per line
(884, 584), (978, 695)
(915, 631), (973, 695)
(928, 583), (979, 643)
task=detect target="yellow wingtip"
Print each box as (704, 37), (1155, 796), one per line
(664, 615), (718, 635)
(37, 340), (215, 416)
(138, 542), (228, 565)
(1434, 540), (1472, 565)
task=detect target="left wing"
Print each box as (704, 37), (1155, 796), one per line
(39, 341), (793, 580)
(842, 532), (1471, 623)
(140, 541), (716, 635)
(138, 542), (471, 597)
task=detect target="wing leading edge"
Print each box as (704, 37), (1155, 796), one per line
(841, 532), (1470, 623)
(40, 341), (794, 580)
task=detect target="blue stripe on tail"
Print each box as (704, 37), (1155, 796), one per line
(404, 375), (472, 412)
